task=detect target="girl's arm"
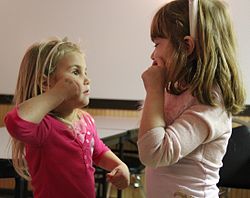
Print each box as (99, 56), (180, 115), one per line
(139, 64), (166, 139)
(97, 150), (127, 171)
(97, 150), (130, 190)
(18, 89), (64, 123)
(18, 76), (80, 123)
(139, 87), (165, 138)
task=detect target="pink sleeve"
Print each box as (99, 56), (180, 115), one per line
(4, 106), (51, 145)
(92, 129), (110, 164)
(137, 103), (230, 168)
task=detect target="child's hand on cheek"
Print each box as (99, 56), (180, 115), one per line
(53, 76), (81, 101)
(106, 164), (130, 190)
(141, 58), (167, 93)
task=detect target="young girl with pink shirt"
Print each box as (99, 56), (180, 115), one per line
(138, 0), (246, 197)
(4, 37), (130, 198)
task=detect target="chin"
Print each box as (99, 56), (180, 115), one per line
(72, 96), (89, 108)
(80, 98), (90, 107)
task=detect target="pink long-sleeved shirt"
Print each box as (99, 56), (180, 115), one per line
(4, 107), (109, 198)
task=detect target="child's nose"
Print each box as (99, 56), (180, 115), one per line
(84, 77), (90, 85)
(150, 51), (155, 60)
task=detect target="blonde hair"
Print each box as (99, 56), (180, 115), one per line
(12, 37), (83, 180)
(151, 0), (245, 115)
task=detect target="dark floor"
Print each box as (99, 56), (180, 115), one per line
(0, 194), (33, 198)
(0, 189), (33, 198)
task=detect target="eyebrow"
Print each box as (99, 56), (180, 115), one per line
(70, 64), (81, 68)
(69, 65), (87, 73)
(69, 64), (86, 69)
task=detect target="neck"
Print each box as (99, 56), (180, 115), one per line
(50, 109), (78, 126)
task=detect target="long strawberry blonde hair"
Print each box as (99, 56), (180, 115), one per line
(11, 37), (82, 180)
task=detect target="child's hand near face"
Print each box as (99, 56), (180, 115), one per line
(141, 58), (167, 93)
(106, 163), (130, 190)
(52, 75), (82, 101)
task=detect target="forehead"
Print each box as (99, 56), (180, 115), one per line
(57, 52), (86, 69)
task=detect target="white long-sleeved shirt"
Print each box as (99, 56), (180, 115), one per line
(137, 90), (231, 198)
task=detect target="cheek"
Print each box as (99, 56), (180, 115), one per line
(76, 78), (85, 91)
(165, 60), (174, 78)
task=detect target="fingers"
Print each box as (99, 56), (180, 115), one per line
(106, 168), (130, 190)
(65, 75), (82, 90)
(141, 60), (167, 92)
(54, 76), (82, 100)
(106, 168), (118, 180)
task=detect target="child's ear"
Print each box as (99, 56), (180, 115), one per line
(184, 36), (195, 55)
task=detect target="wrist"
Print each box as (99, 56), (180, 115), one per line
(146, 87), (165, 95)
(48, 87), (67, 102)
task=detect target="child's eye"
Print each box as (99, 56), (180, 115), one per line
(154, 43), (159, 48)
(72, 70), (80, 75)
